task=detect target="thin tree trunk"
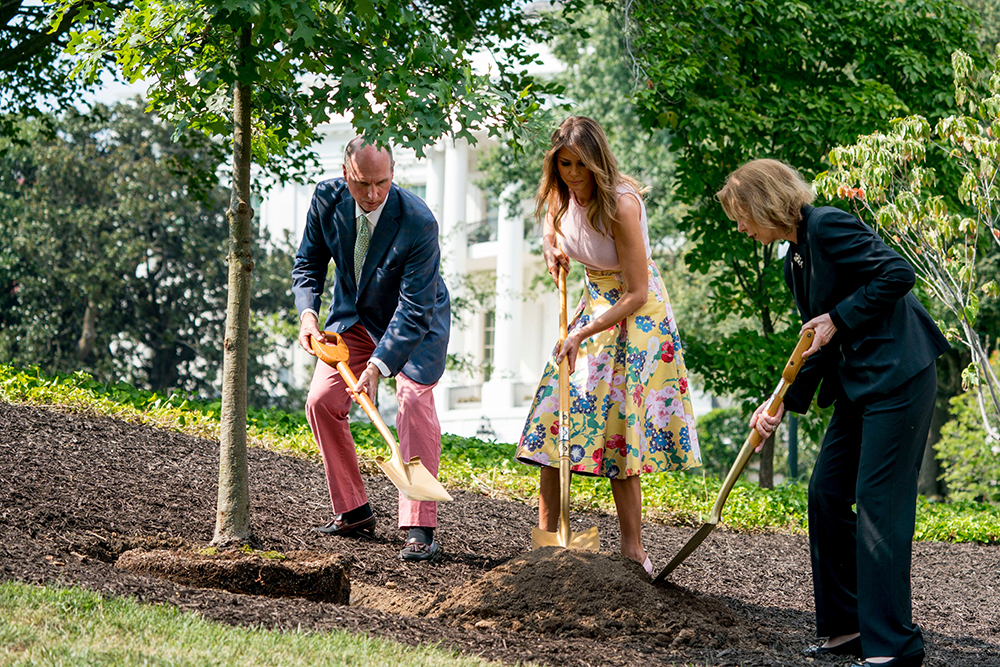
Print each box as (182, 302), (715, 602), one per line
(759, 432), (774, 489)
(963, 319), (1000, 441)
(759, 277), (775, 489)
(212, 24), (254, 547)
(76, 297), (97, 360)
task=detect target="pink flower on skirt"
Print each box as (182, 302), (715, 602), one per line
(631, 384), (644, 407)
(531, 452), (551, 466)
(610, 374), (627, 403)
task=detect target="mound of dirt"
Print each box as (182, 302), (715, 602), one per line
(427, 547), (752, 649)
(117, 548), (351, 603)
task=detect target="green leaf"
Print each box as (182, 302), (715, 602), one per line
(964, 292), (979, 327)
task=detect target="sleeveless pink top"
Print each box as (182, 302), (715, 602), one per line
(559, 185), (651, 271)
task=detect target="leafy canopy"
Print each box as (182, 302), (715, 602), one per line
(58, 0), (585, 179)
(0, 1), (119, 144)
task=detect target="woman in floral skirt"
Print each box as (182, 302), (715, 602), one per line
(516, 116), (701, 574)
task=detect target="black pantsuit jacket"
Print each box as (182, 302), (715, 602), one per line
(782, 205), (948, 414)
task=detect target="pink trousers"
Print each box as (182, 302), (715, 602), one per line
(305, 323), (441, 528)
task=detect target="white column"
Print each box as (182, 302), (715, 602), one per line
(481, 185), (523, 410)
(425, 140), (445, 221)
(441, 137), (468, 277)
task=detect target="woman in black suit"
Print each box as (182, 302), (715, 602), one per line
(717, 159), (948, 667)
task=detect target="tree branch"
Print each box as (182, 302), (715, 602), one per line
(0, 1), (88, 70)
(1, 0), (25, 29)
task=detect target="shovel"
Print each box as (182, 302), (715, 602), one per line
(310, 332), (453, 503)
(530, 265), (600, 551)
(652, 329), (814, 584)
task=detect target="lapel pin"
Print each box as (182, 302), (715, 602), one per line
(793, 253), (804, 268)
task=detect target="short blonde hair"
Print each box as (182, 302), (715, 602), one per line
(716, 159), (815, 234)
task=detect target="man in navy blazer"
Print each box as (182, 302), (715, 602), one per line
(292, 138), (451, 562)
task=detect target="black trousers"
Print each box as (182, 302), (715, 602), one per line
(808, 362), (936, 659)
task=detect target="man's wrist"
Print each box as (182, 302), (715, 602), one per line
(368, 357), (391, 378)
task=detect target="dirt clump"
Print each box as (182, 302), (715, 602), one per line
(117, 548), (351, 604)
(428, 547), (749, 648)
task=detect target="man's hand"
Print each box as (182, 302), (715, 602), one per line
(350, 362), (380, 406)
(749, 402), (785, 452)
(800, 313), (837, 359)
(298, 311), (323, 355)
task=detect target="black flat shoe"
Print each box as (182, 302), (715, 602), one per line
(803, 635), (863, 658)
(312, 512), (376, 536)
(843, 652), (924, 667)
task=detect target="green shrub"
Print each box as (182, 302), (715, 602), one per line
(914, 498), (1000, 542)
(936, 387), (1000, 503)
(693, 407), (746, 478)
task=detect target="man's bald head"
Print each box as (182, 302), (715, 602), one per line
(343, 138), (394, 212)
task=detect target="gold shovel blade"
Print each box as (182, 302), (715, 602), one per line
(651, 521), (718, 585)
(375, 454), (453, 502)
(530, 525), (600, 551)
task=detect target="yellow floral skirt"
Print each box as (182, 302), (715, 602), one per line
(515, 259), (701, 478)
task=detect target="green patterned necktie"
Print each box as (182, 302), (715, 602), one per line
(354, 213), (369, 285)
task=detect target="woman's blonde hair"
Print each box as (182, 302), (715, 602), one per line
(534, 116), (646, 237)
(716, 159), (815, 234)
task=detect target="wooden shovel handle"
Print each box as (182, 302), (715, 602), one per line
(707, 329), (814, 523)
(557, 266), (574, 545)
(558, 265), (568, 340)
(781, 328), (815, 384)
(312, 333), (402, 458)
(747, 328), (814, 448)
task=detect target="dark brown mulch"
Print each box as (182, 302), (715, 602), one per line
(1, 400), (998, 666)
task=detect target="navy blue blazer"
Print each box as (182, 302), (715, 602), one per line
(291, 179), (451, 386)
(781, 205), (949, 414)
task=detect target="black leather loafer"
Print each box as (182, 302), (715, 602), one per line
(803, 635), (863, 658)
(398, 537), (443, 562)
(313, 512), (376, 536)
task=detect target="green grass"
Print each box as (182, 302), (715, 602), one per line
(0, 582), (504, 667)
(2, 363), (998, 543)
